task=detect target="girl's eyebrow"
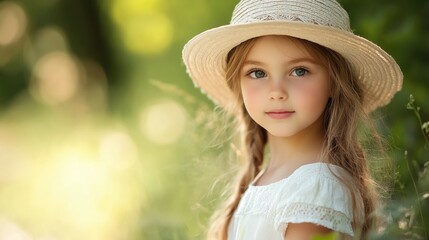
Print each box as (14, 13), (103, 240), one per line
(242, 60), (264, 66)
(241, 60), (267, 68)
(243, 57), (321, 66)
(288, 57), (320, 65)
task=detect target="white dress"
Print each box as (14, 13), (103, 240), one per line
(227, 163), (359, 240)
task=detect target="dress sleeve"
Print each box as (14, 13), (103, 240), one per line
(274, 167), (356, 237)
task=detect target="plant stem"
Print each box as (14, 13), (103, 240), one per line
(405, 152), (427, 237)
(411, 108), (429, 146)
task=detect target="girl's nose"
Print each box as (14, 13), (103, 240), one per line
(269, 91), (287, 100)
(269, 80), (287, 100)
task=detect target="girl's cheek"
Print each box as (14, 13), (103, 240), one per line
(241, 86), (255, 104)
(294, 84), (329, 105)
(242, 83), (262, 98)
(293, 84), (317, 98)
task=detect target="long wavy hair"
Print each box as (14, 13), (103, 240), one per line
(206, 36), (381, 240)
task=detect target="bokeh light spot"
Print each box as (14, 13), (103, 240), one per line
(112, 0), (161, 23)
(111, 0), (172, 55)
(123, 12), (173, 55)
(30, 52), (81, 105)
(0, 218), (32, 240)
(23, 27), (68, 68)
(141, 100), (187, 145)
(0, 2), (27, 47)
(99, 131), (137, 171)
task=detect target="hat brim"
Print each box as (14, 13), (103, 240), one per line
(183, 21), (402, 113)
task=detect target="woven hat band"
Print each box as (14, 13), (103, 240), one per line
(232, 0), (351, 32)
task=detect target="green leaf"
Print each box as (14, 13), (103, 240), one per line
(312, 232), (340, 240)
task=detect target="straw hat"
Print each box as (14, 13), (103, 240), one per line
(182, 0), (403, 113)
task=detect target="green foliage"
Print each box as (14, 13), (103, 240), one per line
(407, 95), (429, 147)
(312, 232), (340, 240)
(371, 95), (429, 240)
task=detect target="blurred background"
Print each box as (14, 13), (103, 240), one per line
(0, 0), (427, 239)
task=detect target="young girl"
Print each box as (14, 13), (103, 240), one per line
(183, 0), (403, 239)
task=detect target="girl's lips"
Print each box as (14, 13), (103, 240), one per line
(265, 110), (295, 119)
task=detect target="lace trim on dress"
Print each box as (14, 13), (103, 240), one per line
(275, 202), (354, 237)
(234, 185), (278, 220)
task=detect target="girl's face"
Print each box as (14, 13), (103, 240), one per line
(240, 36), (331, 139)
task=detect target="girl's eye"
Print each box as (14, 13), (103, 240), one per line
(291, 68), (308, 77)
(248, 69), (266, 79)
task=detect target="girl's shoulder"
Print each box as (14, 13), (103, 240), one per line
(275, 162), (355, 205)
(239, 162), (358, 236)
(273, 162), (358, 237)
(249, 162), (351, 190)
(288, 162), (351, 183)
(250, 162), (350, 189)
(247, 162), (355, 213)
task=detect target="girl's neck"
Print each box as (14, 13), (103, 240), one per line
(252, 131), (325, 186)
(266, 124), (325, 171)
